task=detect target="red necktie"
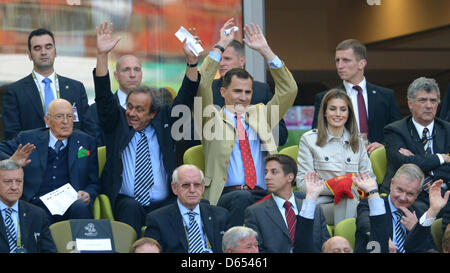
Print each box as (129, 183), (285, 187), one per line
(353, 85), (369, 135)
(236, 114), (257, 189)
(283, 201), (297, 248)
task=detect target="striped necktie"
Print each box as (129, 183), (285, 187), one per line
(134, 130), (154, 206)
(421, 128), (434, 192)
(187, 212), (204, 253)
(42, 78), (54, 114)
(394, 210), (406, 253)
(283, 201), (297, 248)
(4, 208), (17, 253)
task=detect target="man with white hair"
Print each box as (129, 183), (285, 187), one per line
(222, 226), (259, 253)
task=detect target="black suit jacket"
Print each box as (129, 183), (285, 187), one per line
(439, 83), (450, 122)
(312, 82), (402, 144)
(212, 78), (288, 146)
(382, 116), (450, 194)
(88, 92), (120, 147)
(144, 202), (229, 253)
(355, 196), (435, 253)
(0, 128), (99, 203)
(93, 70), (199, 209)
(244, 195), (329, 253)
(0, 200), (56, 253)
(2, 74), (96, 140)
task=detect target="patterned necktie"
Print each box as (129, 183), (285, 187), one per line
(353, 85), (369, 135)
(393, 210), (406, 253)
(4, 208), (17, 253)
(54, 140), (64, 154)
(283, 201), (297, 248)
(235, 114), (257, 189)
(421, 128), (434, 192)
(187, 212), (204, 253)
(42, 78), (54, 114)
(134, 130), (154, 206)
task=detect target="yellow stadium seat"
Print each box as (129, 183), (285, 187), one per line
(98, 146), (106, 177)
(279, 145), (299, 163)
(334, 217), (356, 249)
(183, 144), (205, 173)
(431, 218), (443, 252)
(369, 147), (386, 185)
(98, 194), (115, 220)
(49, 220), (137, 253)
(278, 130), (306, 151)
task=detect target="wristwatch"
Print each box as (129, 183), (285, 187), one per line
(368, 189), (379, 196)
(214, 44), (225, 53)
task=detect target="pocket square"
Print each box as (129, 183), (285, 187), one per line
(77, 146), (90, 158)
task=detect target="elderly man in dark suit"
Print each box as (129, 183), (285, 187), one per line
(312, 39), (402, 154)
(382, 77), (450, 230)
(0, 99), (99, 224)
(144, 165), (229, 253)
(0, 159), (56, 253)
(244, 154), (329, 253)
(354, 164), (449, 253)
(93, 22), (200, 236)
(3, 28), (95, 140)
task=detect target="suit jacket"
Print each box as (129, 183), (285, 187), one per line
(355, 196), (435, 253)
(2, 73), (96, 140)
(381, 116), (450, 194)
(93, 70), (199, 209)
(312, 82), (402, 144)
(197, 56), (298, 205)
(244, 195), (329, 253)
(88, 92), (120, 147)
(0, 128), (99, 203)
(144, 202), (229, 253)
(439, 83), (450, 122)
(0, 200), (56, 253)
(212, 78), (288, 146)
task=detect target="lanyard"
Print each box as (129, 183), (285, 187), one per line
(182, 214), (212, 252)
(31, 71), (61, 111)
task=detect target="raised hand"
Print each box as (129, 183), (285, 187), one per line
(96, 21), (121, 55)
(427, 179), (450, 219)
(352, 172), (378, 193)
(304, 171), (324, 202)
(217, 18), (236, 49)
(10, 143), (35, 167)
(183, 28), (200, 65)
(243, 23), (275, 61)
(398, 206), (418, 231)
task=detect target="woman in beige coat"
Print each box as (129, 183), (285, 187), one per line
(296, 89), (376, 226)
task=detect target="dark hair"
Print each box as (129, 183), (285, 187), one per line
(336, 39), (366, 61)
(226, 40), (245, 57)
(126, 85), (160, 114)
(264, 154), (297, 185)
(222, 68), (253, 89)
(28, 28), (55, 52)
(316, 88), (360, 153)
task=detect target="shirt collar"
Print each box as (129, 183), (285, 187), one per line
(343, 77), (366, 94)
(0, 200), (19, 213)
(34, 70), (56, 84)
(411, 117), (434, 138)
(48, 130), (68, 149)
(116, 88), (128, 109)
(387, 194), (398, 214)
(272, 192), (297, 212)
(177, 199), (201, 217)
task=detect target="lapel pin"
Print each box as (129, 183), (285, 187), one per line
(66, 85), (69, 89)
(23, 213), (26, 217)
(372, 90), (376, 94)
(209, 217), (211, 220)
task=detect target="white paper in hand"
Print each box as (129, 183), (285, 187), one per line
(39, 183), (78, 215)
(175, 26), (203, 56)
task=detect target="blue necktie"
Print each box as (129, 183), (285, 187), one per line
(54, 140), (64, 154)
(4, 208), (17, 253)
(42, 78), (54, 114)
(187, 212), (204, 253)
(394, 210), (406, 253)
(134, 130), (154, 206)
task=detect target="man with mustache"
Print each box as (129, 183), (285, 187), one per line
(3, 28), (95, 140)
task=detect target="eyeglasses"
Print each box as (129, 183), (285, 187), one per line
(48, 113), (75, 121)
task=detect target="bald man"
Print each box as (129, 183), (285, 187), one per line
(322, 236), (353, 253)
(0, 98), (99, 224)
(89, 54), (143, 146)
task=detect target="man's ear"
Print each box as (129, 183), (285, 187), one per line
(358, 58), (367, 70)
(220, 87), (226, 99)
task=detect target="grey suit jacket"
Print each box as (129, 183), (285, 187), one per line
(244, 195), (329, 253)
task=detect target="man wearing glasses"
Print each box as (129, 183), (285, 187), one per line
(0, 99), (99, 224)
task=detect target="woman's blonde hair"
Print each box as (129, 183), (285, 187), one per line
(316, 89), (360, 153)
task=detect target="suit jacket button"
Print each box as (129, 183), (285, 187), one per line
(347, 158), (351, 162)
(324, 157), (329, 161)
